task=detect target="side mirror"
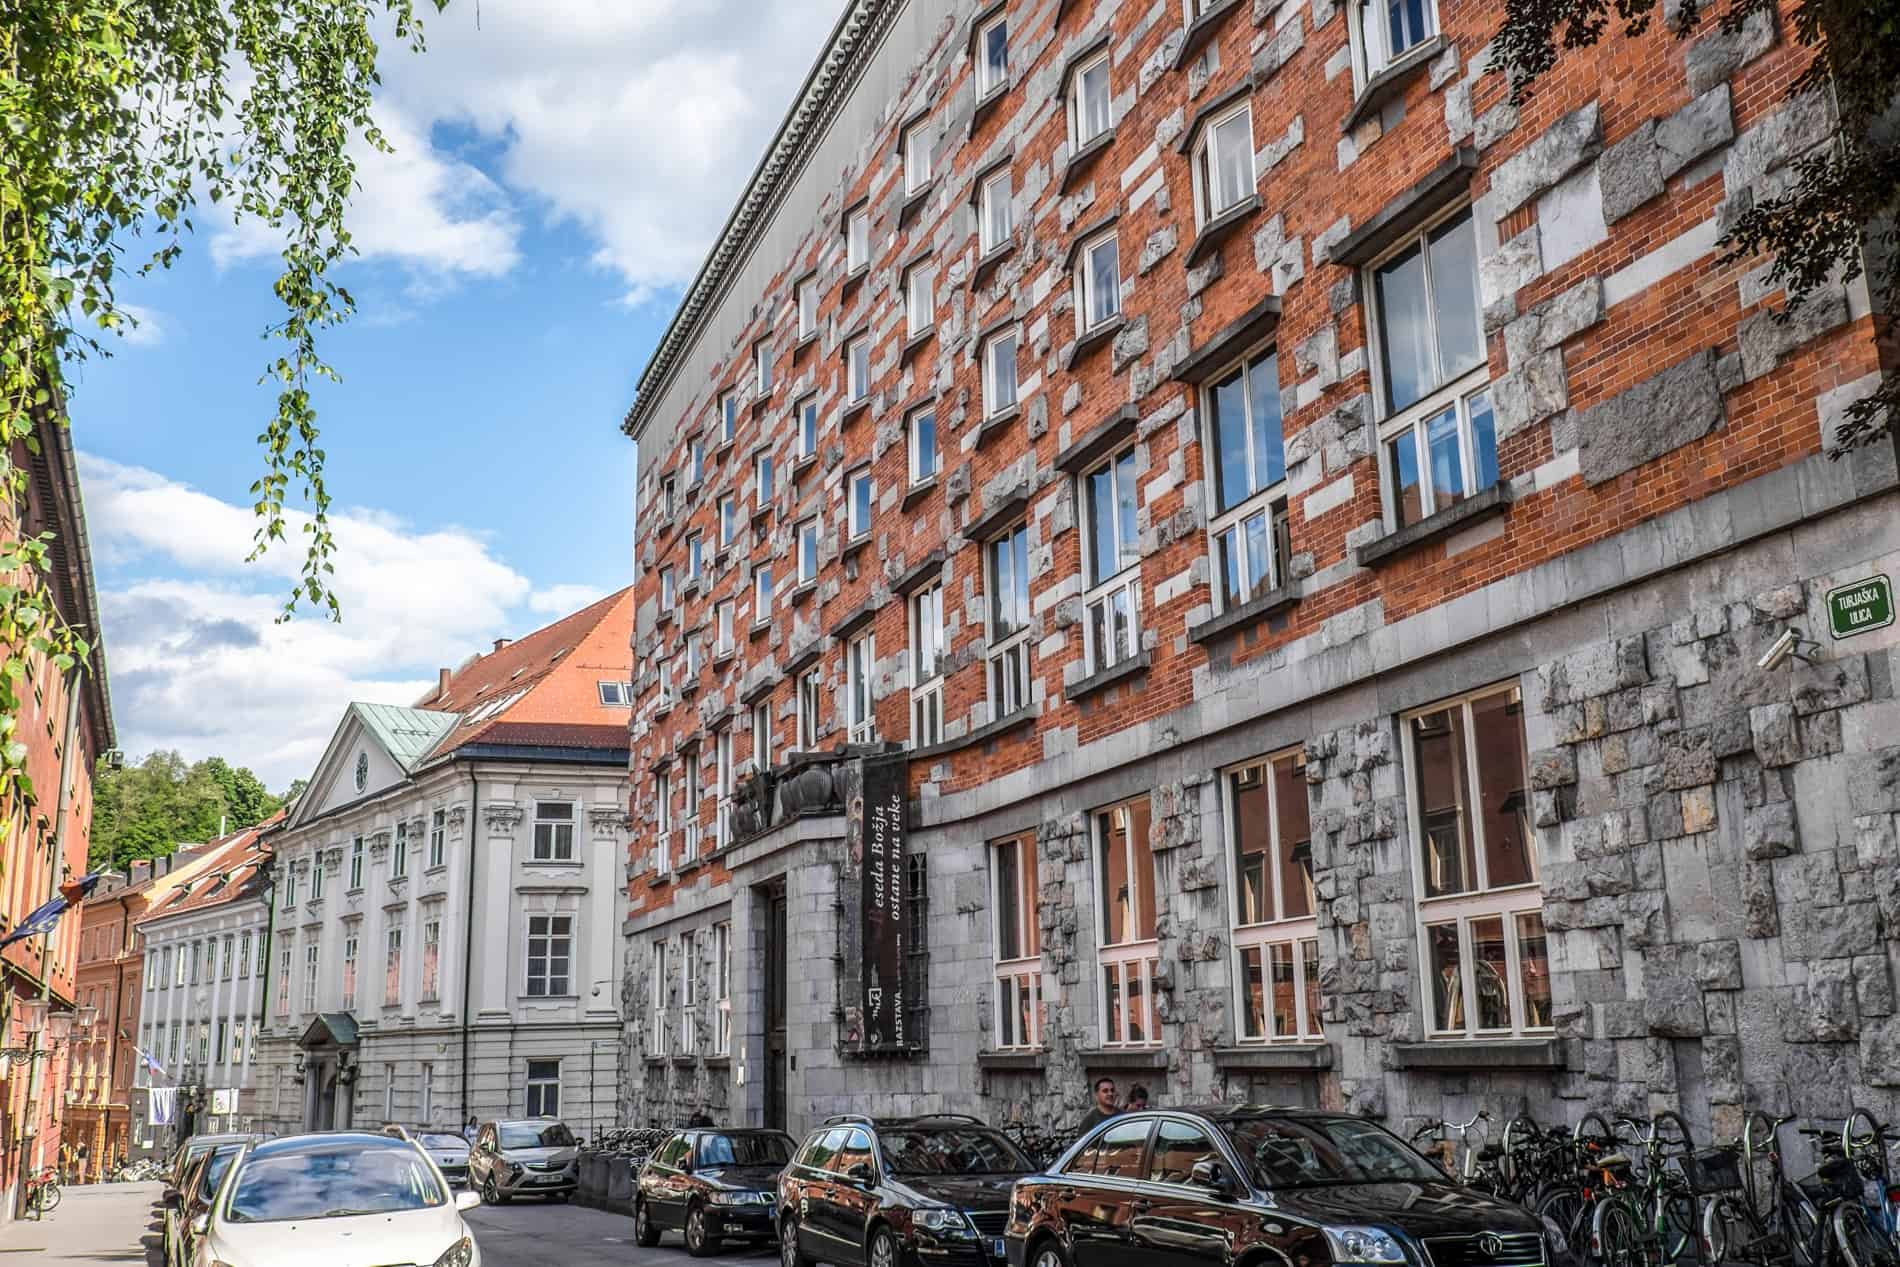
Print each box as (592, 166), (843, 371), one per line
(1189, 1159), (1231, 1193)
(189, 1213), (210, 1237)
(162, 1187), (181, 1209)
(846, 1162), (874, 1186)
(455, 1190), (482, 1212)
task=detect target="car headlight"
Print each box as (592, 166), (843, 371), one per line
(916, 1208), (973, 1236)
(1323, 1227), (1407, 1264)
(434, 1236), (476, 1267)
(712, 1191), (763, 1205)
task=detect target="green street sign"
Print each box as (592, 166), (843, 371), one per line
(1825, 574), (1894, 640)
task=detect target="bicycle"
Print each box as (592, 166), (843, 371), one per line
(24, 1167), (60, 1216)
(1536, 1111), (1629, 1266)
(1589, 1111), (1699, 1267)
(1702, 1113), (1900, 1267)
(1410, 1110), (1505, 1191)
(1843, 1109), (1900, 1249)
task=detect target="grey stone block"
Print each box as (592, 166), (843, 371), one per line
(1493, 348), (1570, 440)
(1656, 84), (1734, 179)
(1488, 102), (1602, 218)
(1685, 5), (1778, 97)
(1578, 348), (1725, 486)
(1599, 120), (1664, 223)
(1737, 286), (1851, 382)
(1744, 799), (1799, 860)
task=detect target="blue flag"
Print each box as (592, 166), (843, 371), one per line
(0, 872), (105, 950)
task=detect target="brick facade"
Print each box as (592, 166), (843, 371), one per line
(618, 0), (1900, 1145)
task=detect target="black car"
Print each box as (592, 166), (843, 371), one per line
(636, 1127), (798, 1256)
(778, 1114), (1034, 1267)
(1005, 1107), (1547, 1267)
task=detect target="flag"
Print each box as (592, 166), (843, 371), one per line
(135, 1045), (167, 1081)
(0, 872), (105, 950)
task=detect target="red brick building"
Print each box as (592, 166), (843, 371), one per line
(619, 0), (1899, 1143)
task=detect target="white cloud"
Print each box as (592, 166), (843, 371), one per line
(528, 583), (609, 614)
(77, 453), (590, 789)
(114, 302), (166, 347)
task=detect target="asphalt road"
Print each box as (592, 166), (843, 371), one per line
(465, 1199), (777, 1267)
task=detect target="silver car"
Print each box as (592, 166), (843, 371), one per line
(418, 1132), (472, 1186)
(468, 1118), (578, 1204)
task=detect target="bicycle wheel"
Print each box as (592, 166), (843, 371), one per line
(1832, 1202), (1900, 1267)
(31, 1182), (60, 1214)
(1743, 1113), (1781, 1228)
(1504, 1115), (1540, 1197)
(1656, 1188), (1700, 1264)
(1538, 1187), (1588, 1267)
(1595, 1197), (1645, 1267)
(1703, 1194), (1749, 1264)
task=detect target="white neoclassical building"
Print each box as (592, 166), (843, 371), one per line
(252, 590), (634, 1137)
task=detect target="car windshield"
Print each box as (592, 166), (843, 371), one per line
(421, 1135), (467, 1151)
(225, 1146), (446, 1222)
(500, 1123), (576, 1150)
(698, 1133), (793, 1168)
(1221, 1117), (1443, 1189)
(879, 1128), (1030, 1176)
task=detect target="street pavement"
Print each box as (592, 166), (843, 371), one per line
(0, 1179), (165, 1265)
(465, 1199), (776, 1267)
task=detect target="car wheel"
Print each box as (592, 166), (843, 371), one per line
(781, 1215), (816, 1267)
(635, 1199), (663, 1247)
(687, 1203), (723, 1257)
(868, 1224), (898, 1267)
(1030, 1238), (1073, 1267)
(483, 1175), (508, 1206)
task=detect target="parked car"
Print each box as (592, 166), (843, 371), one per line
(635, 1126), (797, 1255)
(778, 1114), (1034, 1267)
(165, 1140), (246, 1267)
(467, 1118), (579, 1204)
(169, 1133), (261, 1190)
(418, 1132), (473, 1187)
(186, 1131), (483, 1267)
(1004, 1107), (1547, 1267)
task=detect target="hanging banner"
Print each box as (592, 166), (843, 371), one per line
(149, 1087), (176, 1127)
(854, 754), (909, 1054)
(212, 1089), (237, 1115)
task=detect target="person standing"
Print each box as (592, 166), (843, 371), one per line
(1076, 1077), (1119, 1134)
(1122, 1085), (1150, 1113)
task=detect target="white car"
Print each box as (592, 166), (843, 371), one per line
(190, 1131), (483, 1267)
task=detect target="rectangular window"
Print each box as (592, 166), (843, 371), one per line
(1228, 749), (1323, 1042)
(797, 518), (819, 583)
(691, 438), (706, 484)
(715, 922), (733, 1056)
(309, 854), (325, 901)
(662, 475), (677, 519)
(533, 802), (576, 861)
(221, 934), (235, 980)
(716, 600), (735, 656)
(173, 944), (185, 986)
(976, 12), (1008, 95)
(1075, 231), (1121, 334)
(980, 170), (1013, 254)
(349, 836), (364, 889)
(991, 835), (1043, 1049)
(846, 336), (870, 403)
(756, 452), (775, 504)
(392, 822), (408, 879)
(846, 207), (870, 272)
(430, 808), (446, 868)
(384, 927), (403, 1007)
(302, 943), (320, 1013)
(421, 915), (441, 1002)
(526, 1059), (560, 1119)
(1095, 798), (1159, 1046)
(904, 120), (932, 193)
(1406, 682), (1547, 1038)
(1206, 347), (1291, 610)
(189, 940), (202, 984)
(650, 940), (668, 1054)
(847, 634), (877, 744)
(1083, 447), (1141, 673)
(341, 930), (359, 1010)
(655, 771), (672, 841)
(797, 669), (822, 749)
(276, 948), (292, 1017)
(680, 931), (699, 1055)
(283, 864), (297, 909)
(905, 260), (936, 336)
(910, 584), (945, 749)
(986, 525), (1033, 717)
(908, 406), (938, 485)
(983, 330), (1020, 419)
(798, 395), (819, 459)
(797, 277), (819, 339)
(238, 931), (252, 979)
(1193, 103), (1255, 225)
(848, 466), (873, 538)
(215, 1020), (227, 1067)
(755, 341), (773, 395)
(660, 566), (675, 612)
(1070, 51), (1111, 146)
(720, 391), (739, 444)
(719, 493), (737, 547)
(688, 532), (703, 581)
(526, 915), (573, 997)
(1356, 0), (1438, 81)
(715, 728), (734, 850)
(752, 700), (772, 770)
(420, 1062), (434, 1125)
(754, 565), (774, 621)
(1371, 209), (1493, 529)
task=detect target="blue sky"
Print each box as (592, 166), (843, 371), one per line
(73, 0), (841, 790)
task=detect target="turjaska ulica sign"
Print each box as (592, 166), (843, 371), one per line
(1825, 574), (1894, 640)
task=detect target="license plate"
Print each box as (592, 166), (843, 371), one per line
(992, 1239), (1007, 1259)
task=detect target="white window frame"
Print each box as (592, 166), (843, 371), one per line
(655, 771), (672, 841)
(1092, 799), (1160, 1048)
(910, 583), (944, 749)
(421, 913), (442, 1002)
(526, 1059), (561, 1119)
(797, 277), (819, 339)
(302, 943), (319, 1013)
(1080, 446), (1142, 675)
(755, 340), (773, 395)
(650, 939), (669, 1053)
(1225, 748), (1323, 1043)
(349, 836), (364, 889)
(756, 452), (775, 504)
(531, 801), (576, 862)
(982, 328), (1019, 418)
(661, 475), (677, 519)
(392, 822), (408, 878)
(341, 930), (359, 1011)
(714, 922), (733, 1056)
(847, 633), (877, 744)
(715, 727), (734, 851)
(797, 395), (819, 459)
(238, 931), (252, 979)
(718, 493), (737, 547)
(1202, 345), (1291, 613)
(277, 948), (293, 1017)
(846, 207), (870, 273)
(309, 854), (325, 901)
(384, 926), (403, 1007)
(752, 700), (772, 770)
(687, 532), (703, 581)
(991, 835), (1044, 1051)
(797, 669), (822, 749)
(847, 465), (873, 539)
(908, 405), (938, 485)
(716, 600), (735, 656)
(1073, 229), (1121, 336)
(755, 565), (774, 621)
(690, 438), (706, 483)
(905, 259), (936, 336)
(1402, 681), (1549, 1040)
(975, 11), (1008, 96)
(1068, 50), (1112, 148)
(679, 930), (699, 1055)
(846, 336), (870, 404)
(686, 636), (703, 678)
(797, 517), (819, 583)
(979, 170), (1013, 254)
(526, 914), (573, 998)
(660, 566), (675, 612)
(986, 524), (1033, 717)
(720, 392), (738, 445)
(598, 680), (629, 706)
(904, 120), (932, 194)
(430, 808), (447, 869)
(1191, 101), (1256, 227)
(1351, 0), (1441, 86)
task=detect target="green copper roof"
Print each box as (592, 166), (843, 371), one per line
(351, 702), (457, 772)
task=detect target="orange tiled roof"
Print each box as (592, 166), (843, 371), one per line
(137, 812), (282, 923)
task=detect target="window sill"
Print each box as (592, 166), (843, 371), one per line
(899, 179), (934, 227)
(1172, 0), (1243, 69)
(655, 608), (675, 628)
(842, 263), (869, 290)
(909, 705), (1036, 761)
(971, 82), (1009, 130)
(1354, 482), (1513, 568)
(790, 580), (817, 606)
(425, 865), (448, 877)
(1185, 193), (1262, 268)
(901, 476), (939, 511)
(678, 681), (700, 700)
(1059, 127), (1116, 194)
(703, 1055), (732, 1071)
(900, 325), (935, 364)
(1341, 34), (1449, 135)
(840, 532), (872, 562)
(976, 1049), (1046, 1072)
(975, 402), (1020, 448)
(830, 595), (878, 641)
(671, 1055), (698, 1069)
(794, 331), (819, 358)
(713, 647), (737, 667)
(1212, 1043), (1334, 1072)
(1330, 147), (1478, 267)
(644, 1055), (667, 1067)
(1173, 295), (1282, 384)
(840, 395), (872, 425)
(971, 237), (1016, 288)
(1188, 583), (1300, 645)
(1064, 651), (1151, 703)
(792, 451), (818, 475)
(345, 887), (364, 897)
(1079, 1047), (1168, 1070)
(749, 618), (771, 641)
(521, 858), (581, 869)
(1386, 1038), (1566, 1071)
(751, 501), (773, 525)
(1055, 403), (1140, 475)
(1063, 314), (1124, 371)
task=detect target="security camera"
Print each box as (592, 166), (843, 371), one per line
(591, 984), (602, 998)
(1756, 627), (1817, 671)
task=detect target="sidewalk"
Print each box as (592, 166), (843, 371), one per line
(0, 1180), (163, 1265)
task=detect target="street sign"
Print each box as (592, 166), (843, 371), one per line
(1826, 574), (1894, 640)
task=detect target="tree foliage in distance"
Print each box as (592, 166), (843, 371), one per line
(0, 0), (449, 834)
(90, 750), (283, 869)
(1492, 0), (1899, 454)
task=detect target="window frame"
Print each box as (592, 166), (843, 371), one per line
(650, 939), (669, 1054)
(982, 327), (1020, 419)
(1191, 101), (1256, 228)
(755, 340), (774, 396)
(752, 699), (772, 770)
(904, 258), (937, 336)
(909, 583), (944, 749)
(421, 912), (442, 1002)
(846, 207), (870, 273)
(990, 834), (1044, 1051)
(687, 532), (703, 582)
(985, 523), (1033, 718)
(392, 821), (409, 879)
(526, 1058), (561, 1119)
(975, 11), (1009, 97)
(1068, 50), (1112, 149)
(679, 930), (699, 1055)
(384, 925), (403, 1007)
(846, 632), (877, 744)
(847, 465), (873, 540)
(716, 599), (735, 656)
(718, 493), (738, 548)
(714, 921), (733, 1056)
(756, 451), (775, 504)
(660, 566), (675, 612)
(1224, 747), (1324, 1044)
(1073, 229), (1122, 336)
(720, 391), (739, 445)
(526, 913), (573, 998)
(903, 119), (932, 194)
(846, 336), (870, 404)
(341, 928), (359, 1011)
(979, 169), (1013, 254)
(1201, 344), (1292, 614)
(1401, 681), (1549, 1041)
(797, 277), (819, 340)
(755, 564), (775, 621)
(797, 517), (819, 584)
(1079, 445), (1142, 675)
(908, 405), (938, 485)
(430, 808), (447, 869)
(797, 395), (820, 459)
(1091, 798), (1160, 1048)
(532, 800), (577, 862)
(349, 836), (364, 890)
(1351, 0), (1441, 86)
(715, 727), (734, 850)
(797, 669), (822, 749)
